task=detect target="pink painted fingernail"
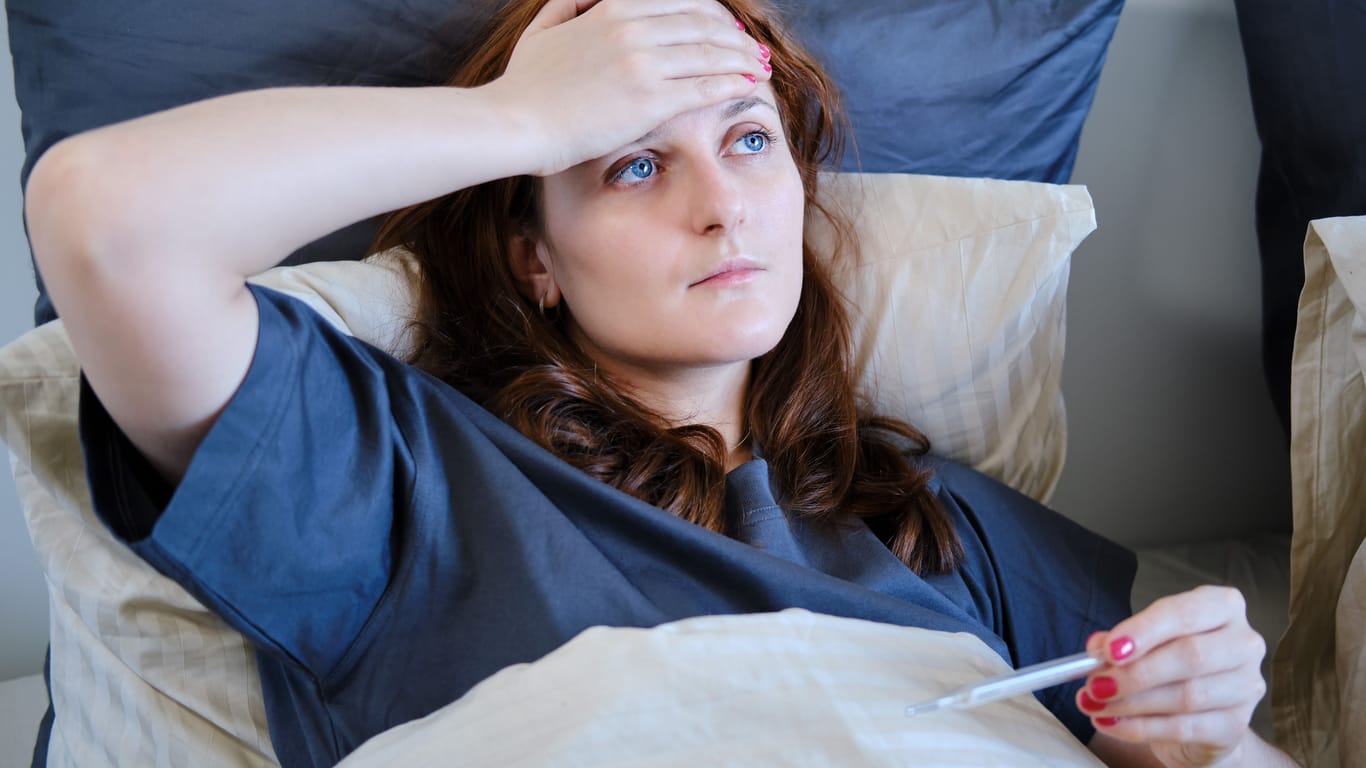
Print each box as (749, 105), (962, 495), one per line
(761, 61), (772, 73)
(1079, 691), (1106, 713)
(1090, 676), (1119, 700)
(758, 44), (771, 60)
(735, 18), (745, 31)
(1095, 717), (1120, 728)
(742, 73), (756, 84)
(1110, 636), (1135, 661)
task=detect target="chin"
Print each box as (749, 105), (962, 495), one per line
(695, 319), (790, 364)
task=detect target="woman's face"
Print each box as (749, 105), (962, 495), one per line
(536, 84), (805, 381)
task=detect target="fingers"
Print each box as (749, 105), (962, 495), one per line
(652, 43), (770, 82)
(674, 74), (764, 109)
(594, 7), (771, 112)
(1097, 586), (1248, 666)
(1075, 586), (1270, 762)
(1090, 708), (1253, 750)
(1088, 624), (1263, 700)
(497, 0), (771, 175)
(1077, 667), (1265, 719)
(606, 0), (738, 26)
(624, 12), (758, 53)
(554, 0), (770, 84)
(534, 0), (734, 36)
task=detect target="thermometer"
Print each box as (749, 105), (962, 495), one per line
(904, 650), (1104, 718)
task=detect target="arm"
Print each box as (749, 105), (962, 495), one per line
(1082, 586), (1301, 767)
(26, 0), (769, 484)
(26, 84), (543, 485)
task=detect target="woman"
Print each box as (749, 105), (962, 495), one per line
(26, 0), (1292, 765)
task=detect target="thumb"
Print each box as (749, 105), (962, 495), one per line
(526, 0), (600, 35)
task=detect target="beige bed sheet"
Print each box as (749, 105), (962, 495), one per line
(338, 610), (1104, 768)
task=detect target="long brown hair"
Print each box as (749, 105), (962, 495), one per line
(372, 0), (963, 574)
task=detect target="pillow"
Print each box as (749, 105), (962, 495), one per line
(0, 172), (1094, 766)
(813, 173), (1092, 500)
(1339, 547), (1366, 768)
(1274, 215), (1366, 767)
(6, 0), (1123, 325)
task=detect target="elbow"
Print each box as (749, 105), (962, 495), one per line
(26, 135), (158, 301)
(27, 136), (97, 270)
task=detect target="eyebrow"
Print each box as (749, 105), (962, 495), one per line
(628, 97), (779, 148)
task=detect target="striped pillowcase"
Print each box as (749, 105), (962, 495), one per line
(1, 322), (276, 767)
(812, 173), (1094, 500)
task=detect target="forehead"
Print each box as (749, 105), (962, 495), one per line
(630, 83), (783, 147)
(548, 82), (786, 189)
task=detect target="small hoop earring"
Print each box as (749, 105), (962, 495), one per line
(538, 290), (547, 315)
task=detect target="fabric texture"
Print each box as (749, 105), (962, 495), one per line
(812, 173), (1092, 500)
(1338, 546), (1366, 768)
(76, 283), (1133, 766)
(0, 172), (1099, 767)
(336, 610), (1106, 767)
(1276, 215), (1366, 767)
(2, 325), (278, 767)
(5, 0), (1124, 326)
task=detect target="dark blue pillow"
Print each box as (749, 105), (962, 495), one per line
(788, 1), (1124, 181)
(7, 0), (1124, 325)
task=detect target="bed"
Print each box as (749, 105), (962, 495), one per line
(1, 0), (1363, 766)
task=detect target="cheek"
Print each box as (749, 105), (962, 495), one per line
(540, 182), (660, 294)
(764, 167), (808, 294)
(765, 171), (810, 346)
(548, 216), (671, 307)
(540, 192), (684, 356)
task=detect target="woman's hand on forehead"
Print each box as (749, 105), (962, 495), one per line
(490, 0), (773, 177)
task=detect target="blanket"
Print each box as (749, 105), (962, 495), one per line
(339, 610), (1102, 767)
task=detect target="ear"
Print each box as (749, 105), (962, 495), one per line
(508, 235), (562, 309)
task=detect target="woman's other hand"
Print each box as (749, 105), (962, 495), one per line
(491, 0), (772, 176)
(1079, 586), (1295, 767)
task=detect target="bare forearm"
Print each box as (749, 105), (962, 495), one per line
(24, 83), (540, 482)
(28, 84), (536, 281)
(22, 0), (769, 483)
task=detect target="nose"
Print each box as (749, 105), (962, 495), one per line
(687, 159), (745, 236)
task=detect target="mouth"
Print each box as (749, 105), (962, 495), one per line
(690, 257), (767, 288)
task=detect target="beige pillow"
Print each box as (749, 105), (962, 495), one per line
(0, 173), (1094, 766)
(1273, 215), (1366, 768)
(812, 173), (1092, 501)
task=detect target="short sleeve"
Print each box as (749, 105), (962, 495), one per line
(78, 283), (416, 677)
(929, 460), (1136, 746)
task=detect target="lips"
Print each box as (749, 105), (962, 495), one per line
(690, 257), (767, 287)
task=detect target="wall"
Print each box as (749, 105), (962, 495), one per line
(0, 0), (1294, 679)
(0, 9), (48, 681)
(1052, 0), (1293, 545)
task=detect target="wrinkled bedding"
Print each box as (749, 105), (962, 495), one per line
(339, 610), (1103, 767)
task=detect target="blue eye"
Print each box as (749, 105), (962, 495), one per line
(615, 157), (656, 184)
(734, 131), (770, 154)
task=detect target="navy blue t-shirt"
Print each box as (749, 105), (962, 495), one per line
(78, 285), (1135, 767)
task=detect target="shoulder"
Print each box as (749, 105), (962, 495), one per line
(916, 456), (1040, 522)
(919, 455), (1136, 598)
